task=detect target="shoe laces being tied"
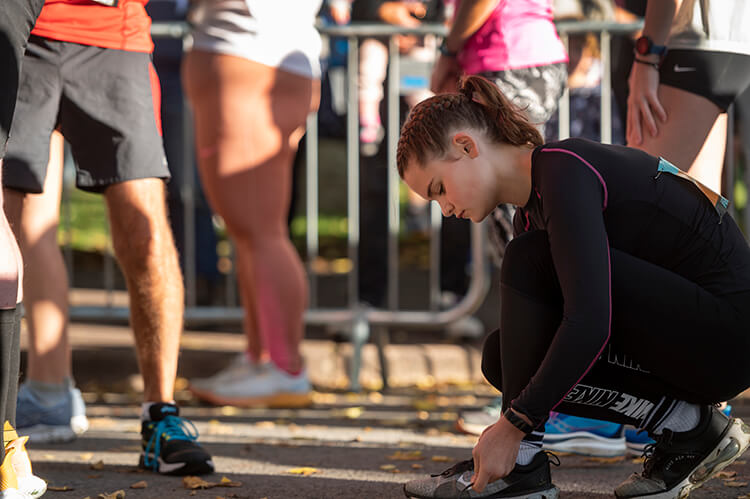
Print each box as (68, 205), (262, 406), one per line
(143, 415), (200, 471)
(432, 458), (474, 479)
(641, 429), (674, 478)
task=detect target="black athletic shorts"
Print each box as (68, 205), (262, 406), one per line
(2, 35), (170, 193)
(660, 49), (750, 111)
(0, 0), (45, 158)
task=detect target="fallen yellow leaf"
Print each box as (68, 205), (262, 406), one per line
(286, 467), (319, 476)
(431, 456), (452, 462)
(584, 456), (626, 464)
(411, 464), (423, 469)
(388, 450), (423, 461)
(80, 453), (94, 461)
(98, 490), (125, 499)
(718, 471), (739, 479)
(129, 481), (147, 489)
(379, 464), (396, 471)
(724, 481), (749, 488)
(47, 486), (74, 492)
(183, 476), (214, 489)
(218, 477), (242, 487)
(90, 460), (105, 470)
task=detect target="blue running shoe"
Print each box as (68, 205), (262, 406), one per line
(139, 402), (214, 475)
(16, 380), (89, 443)
(456, 396), (503, 436)
(544, 412), (626, 457)
(625, 403), (733, 456)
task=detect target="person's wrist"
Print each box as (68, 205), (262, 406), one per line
(502, 408), (534, 435)
(439, 38), (458, 58)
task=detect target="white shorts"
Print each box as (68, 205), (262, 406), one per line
(188, 0), (322, 79)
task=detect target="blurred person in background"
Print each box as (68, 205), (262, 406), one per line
(627, 0), (750, 194)
(183, 1), (322, 408)
(2, 0), (214, 476)
(0, 1), (50, 496)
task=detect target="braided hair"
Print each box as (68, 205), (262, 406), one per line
(396, 75), (543, 178)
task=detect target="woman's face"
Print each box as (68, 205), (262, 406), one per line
(402, 133), (497, 223)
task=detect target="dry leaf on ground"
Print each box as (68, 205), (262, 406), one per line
(218, 477), (242, 487)
(431, 456), (452, 462)
(90, 460), (105, 470)
(584, 456), (625, 464)
(380, 464), (396, 471)
(47, 486), (74, 492)
(98, 490), (126, 499)
(718, 471), (738, 479)
(724, 481), (749, 488)
(388, 450), (424, 461)
(130, 481), (147, 489)
(183, 476), (214, 489)
(286, 467), (319, 476)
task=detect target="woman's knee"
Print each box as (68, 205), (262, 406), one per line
(481, 329), (503, 391)
(501, 230), (559, 298)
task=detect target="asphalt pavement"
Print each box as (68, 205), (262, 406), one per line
(23, 322), (750, 499)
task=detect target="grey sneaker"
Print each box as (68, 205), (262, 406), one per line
(403, 452), (559, 499)
(615, 405), (750, 498)
(16, 380), (89, 443)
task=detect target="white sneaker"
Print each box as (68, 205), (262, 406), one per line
(189, 353), (269, 393)
(190, 360), (312, 408)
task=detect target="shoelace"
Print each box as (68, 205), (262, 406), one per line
(431, 451), (560, 479)
(642, 429), (673, 478)
(143, 415), (199, 470)
(432, 459), (474, 478)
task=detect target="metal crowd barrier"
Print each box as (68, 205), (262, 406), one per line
(67, 19), (709, 391)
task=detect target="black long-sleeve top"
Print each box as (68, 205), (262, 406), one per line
(509, 138), (750, 427)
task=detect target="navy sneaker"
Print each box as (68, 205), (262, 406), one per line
(139, 402), (214, 475)
(403, 452), (560, 499)
(615, 406), (750, 498)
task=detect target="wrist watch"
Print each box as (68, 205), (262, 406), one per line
(635, 35), (667, 58)
(439, 39), (458, 58)
(503, 408), (534, 434)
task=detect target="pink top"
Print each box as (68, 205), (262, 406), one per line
(447, 0), (568, 74)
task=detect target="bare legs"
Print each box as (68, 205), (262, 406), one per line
(3, 131), (69, 384)
(183, 51), (319, 374)
(629, 85), (725, 193)
(105, 178), (183, 402)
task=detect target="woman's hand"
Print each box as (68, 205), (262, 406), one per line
(626, 58), (667, 145)
(470, 414), (526, 493)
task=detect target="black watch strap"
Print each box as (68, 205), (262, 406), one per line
(439, 39), (458, 57)
(503, 408), (534, 434)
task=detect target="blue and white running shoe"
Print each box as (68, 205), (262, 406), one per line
(16, 380), (89, 443)
(544, 412), (626, 457)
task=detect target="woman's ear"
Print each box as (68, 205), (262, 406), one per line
(452, 132), (478, 158)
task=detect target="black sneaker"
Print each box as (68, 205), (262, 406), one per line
(139, 402), (214, 475)
(403, 451), (560, 499)
(615, 405), (750, 498)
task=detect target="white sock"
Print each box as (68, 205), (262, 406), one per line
(652, 401), (701, 434)
(516, 431), (543, 465)
(141, 401), (176, 422)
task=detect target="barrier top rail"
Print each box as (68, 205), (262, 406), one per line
(150, 20), (643, 40)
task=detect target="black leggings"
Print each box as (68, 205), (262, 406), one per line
(482, 230), (750, 430)
(0, 308), (21, 460)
